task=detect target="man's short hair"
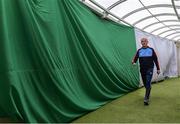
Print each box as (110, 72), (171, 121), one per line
(141, 38), (148, 42)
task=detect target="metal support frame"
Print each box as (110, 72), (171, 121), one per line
(158, 28), (180, 36)
(107, 0), (127, 10)
(176, 38), (180, 41)
(142, 20), (179, 30)
(81, 0), (178, 42)
(102, 0), (127, 18)
(132, 13), (176, 26)
(171, 35), (180, 40)
(150, 24), (180, 33)
(88, 0), (132, 26)
(122, 4), (180, 19)
(165, 32), (180, 38)
(172, 0), (180, 20)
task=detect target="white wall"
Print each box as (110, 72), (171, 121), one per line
(176, 43), (180, 76)
(134, 29), (178, 84)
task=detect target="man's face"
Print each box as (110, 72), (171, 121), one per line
(141, 38), (148, 47)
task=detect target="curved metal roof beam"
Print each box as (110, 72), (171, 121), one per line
(88, 0), (132, 26)
(158, 28), (180, 35)
(172, 0), (180, 20)
(164, 32), (180, 38)
(133, 13), (176, 26)
(107, 0), (127, 11)
(171, 35), (180, 40)
(84, 0), (179, 41)
(122, 4), (180, 19)
(142, 20), (179, 30)
(176, 38), (180, 43)
(150, 24), (180, 33)
(175, 38), (180, 41)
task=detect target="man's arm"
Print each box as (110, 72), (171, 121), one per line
(132, 50), (139, 64)
(152, 49), (160, 74)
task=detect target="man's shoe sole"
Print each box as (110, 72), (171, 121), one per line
(144, 102), (149, 106)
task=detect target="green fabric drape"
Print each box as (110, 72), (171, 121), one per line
(0, 0), (139, 122)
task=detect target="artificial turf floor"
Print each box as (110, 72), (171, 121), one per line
(73, 78), (180, 123)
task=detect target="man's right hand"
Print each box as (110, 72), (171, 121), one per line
(157, 70), (160, 75)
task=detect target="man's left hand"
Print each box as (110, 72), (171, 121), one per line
(157, 70), (160, 75)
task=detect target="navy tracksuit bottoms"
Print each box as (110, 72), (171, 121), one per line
(140, 68), (153, 100)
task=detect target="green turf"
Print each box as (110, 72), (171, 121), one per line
(73, 78), (180, 123)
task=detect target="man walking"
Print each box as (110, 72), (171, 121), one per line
(132, 38), (160, 105)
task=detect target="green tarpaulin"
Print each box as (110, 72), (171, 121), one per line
(0, 0), (139, 122)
